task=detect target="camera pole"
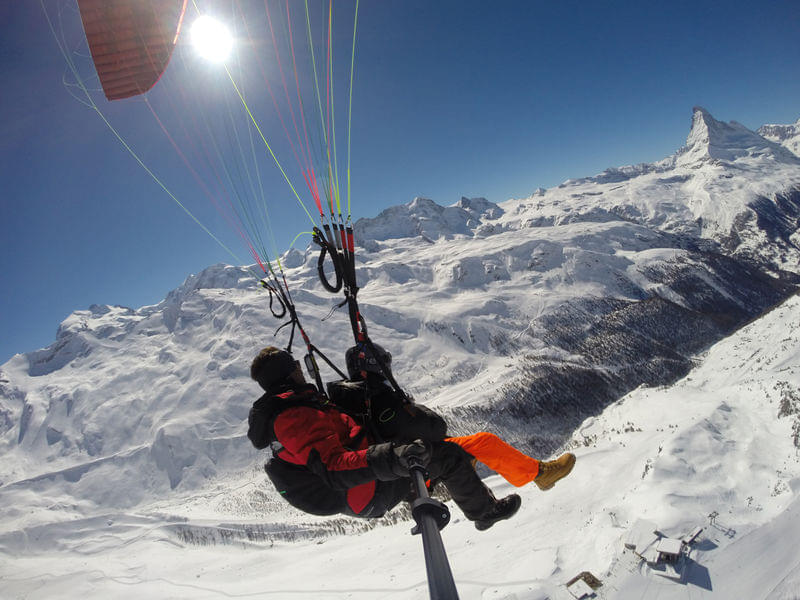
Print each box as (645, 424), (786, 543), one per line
(408, 460), (460, 600)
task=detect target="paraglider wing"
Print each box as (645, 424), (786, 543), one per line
(77, 0), (187, 101)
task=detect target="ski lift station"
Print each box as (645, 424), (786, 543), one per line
(655, 537), (683, 563)
(623, 519), (704, 581)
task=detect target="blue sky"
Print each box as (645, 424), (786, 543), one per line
(1, 0), (799, 364)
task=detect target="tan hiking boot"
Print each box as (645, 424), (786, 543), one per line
(534, 452), (576, 491)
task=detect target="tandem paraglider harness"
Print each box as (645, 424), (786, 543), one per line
(257, 218), (461, 599)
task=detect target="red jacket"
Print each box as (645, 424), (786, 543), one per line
(248, 384), (392, 515)
(274, 404), (379, 514)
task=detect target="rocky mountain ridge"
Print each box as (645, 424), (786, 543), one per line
(759, 117), (800, 157)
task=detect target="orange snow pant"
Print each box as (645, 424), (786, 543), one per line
(445, 431), (540, 487)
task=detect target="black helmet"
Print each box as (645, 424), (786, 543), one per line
(250, 346), (299, 391)
(345, 342), (392, 380)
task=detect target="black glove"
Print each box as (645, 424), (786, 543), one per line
(391, 439), (431, 477)
(367, 439), (431, 480)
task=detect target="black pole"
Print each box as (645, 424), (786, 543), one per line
(409, 461), (460, 600)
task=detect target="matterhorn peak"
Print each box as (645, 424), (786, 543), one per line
(683, 106), (750, 155)
(677, 106), (798, 167)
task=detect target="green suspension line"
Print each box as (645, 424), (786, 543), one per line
(223, 64), (318, 228)
(347, 0), (359, 219)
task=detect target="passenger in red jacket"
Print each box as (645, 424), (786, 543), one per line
(247, 346), (522, 530)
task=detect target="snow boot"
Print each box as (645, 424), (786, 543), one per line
(474, 494), (522, 531)
(534, 452), (576, 491)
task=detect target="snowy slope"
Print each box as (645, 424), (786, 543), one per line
(1, 106), (799, 599)
(759, 118), (800, 158)
(566, 291), (800, 599)
(1, 290), (798, 600)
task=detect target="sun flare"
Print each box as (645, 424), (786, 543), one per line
(191, 15), (233, 63)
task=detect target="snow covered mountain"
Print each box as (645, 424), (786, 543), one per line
(1, 107), (799, 599)
(349, 107), (800, 451)
(759, 118), (800, 158)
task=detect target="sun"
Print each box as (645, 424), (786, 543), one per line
(191, 15), (233, 63)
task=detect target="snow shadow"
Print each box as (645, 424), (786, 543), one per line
(683, 558), (713, 591)
(693, 538), (719, 552)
